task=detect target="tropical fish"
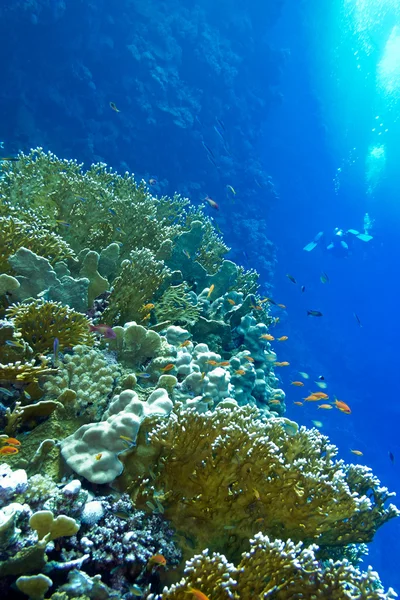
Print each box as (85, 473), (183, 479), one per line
(317, 375), (325, 380)
(235, 369), (246, 375)
(226, 298), (236, 306)
(148, 178), (157, 185)
(5, 340), (25, 349)
(216, 117), (225, 132)
(277, 336), (288, 342)
(89, 324), (117, 339)
(286, 274), (297, 284)
(185, 588), (210, 600)
(109, 101), (120, 112)
(23, 390), (31, 400)
(335, 400), (351, 414)
(291, 381), (304, 387)
(53, 337), (59, 366)
(0, 156), (18, 161)
(94, 453), (102, 461)
(389, 451), (395, 464)
(205, 196), (219, 210)
(243, 356), (254, 362)
(146, 501), (157, 511)
(141, 314), (151, 321)
(206, 360), (219, 366)
(226, 185), (236, 195)
(0, 446), (18, 455)
(180, 340), (191, 347)
(115, 227), (126, 234)
(147, 554), (167, 568)
(298, 371), (309, 379)
(277, 304), (286, 309)
(0, 387), (14, 397)
(351, 450), (363, 456)
(136, 373), (151, 379)
(311, 392), (329, 399)
(318, 404), (333, 410)
(312, 420), (323, 428)
(260, 334), (274, 341)
(207, 284), (215, 298)
(161, 363), (175, 372)
(218, 361), (231, 367)
(115, 510), (130, 520)
(301, 285), (306, 293)
(303, 394), (323, 402)
(251, 304), (263, 311)
(275, 361), (290, 367)
(108, 208), (117, 216)
(265, 354), (277, 363)
(315, 381), (328, 389)
(0, 438), (21, 447)
(120, 435), (134, 444)
(320, 272), (329, 284)
(354, 312), (362, 327)
(307, 310), (323, 317)
(128, 584), (143, 597)
(142, 303), (155, 311)
(269, 399), (281, 405)
(293, 401), (304, 406)
(201, 140), (215, 159)
(55, 220), (71, 227)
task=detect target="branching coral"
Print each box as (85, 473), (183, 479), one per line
(0, 215), (75, 275)
(6, 300), (94, 354)
(102, 249), (169, 325)
(152, 533), (397, 599)
(154, 283), (201, 326)
(120, 404), (399, 562)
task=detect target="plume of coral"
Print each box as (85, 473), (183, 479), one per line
(120, 404), (399, 563)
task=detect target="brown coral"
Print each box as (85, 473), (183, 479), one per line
(6, 300), (94, 354)
(120, 404), (398, 563)
(152, 533), (397, 600)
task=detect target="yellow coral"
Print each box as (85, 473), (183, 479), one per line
(120, 404), (398, 563)
(6, 300), (94, 354)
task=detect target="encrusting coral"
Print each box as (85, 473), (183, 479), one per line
(150, 533), (397, 599)
(6, 300), (94, 354)
(119, 403), (399, 562)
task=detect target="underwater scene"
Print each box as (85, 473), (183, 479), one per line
(1, 0), (400, 598)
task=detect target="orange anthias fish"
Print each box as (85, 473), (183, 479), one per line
(351, 449), (363, 456)
(303, 394), (324, 402)
(185, 588), (210, 600)
(180, 340), (191, 347)
(310, 392), (329, 399)
(147, 554), (167, 568)
(226, 298), (236, 306)
(206, 360), (219, 366)
(275, 361), (290, 367)
(0, 437), (21, 446)
(243, 356), (254, 362)
(335, 400), (351, 414)
(205, 196), (219, 210)
(269, 399), (281, 405)
(0, 446), (19, 455)
(277, 304), (286, 309)
(318, 404), (333, 410)
(235, 369), (246, 375)
(89, 324), (117, 339)
(219, 361), (231, 367)
(277, 336), (288, 342)
(293, 401), (303, 406)
(207, 284), (215, 298)
(260, 334), (274, 341)
(291, 381), (304, 387)
(142, 303), (155, 311)
(161, 363), (175, 372)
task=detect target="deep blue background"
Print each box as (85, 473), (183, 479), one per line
(2, 0), (400, 592)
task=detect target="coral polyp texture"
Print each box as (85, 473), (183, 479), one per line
(0, 148), (397, 597)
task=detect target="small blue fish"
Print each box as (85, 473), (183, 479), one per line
(56, 220), (70, 227)
(136, 373), (151, 379)
(5, 340), (24, 349)
(115, 227), (126, 234)
(53, 337), (59, 365)
(0, 387), (14, 397)
(129, 584), (143, 597)
(75, 195), (87, 202)
(108, 208), (117, 216)
(23, 390), (31, 400)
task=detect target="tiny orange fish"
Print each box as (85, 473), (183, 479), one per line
(275, 361), (290, 367)
(142, 313), (151, 321)
(291, 381), (304, 387)
(147, 554), (167, 568)
(243, 356), (254, 362)
(207, 284), (215, 298)
(95, 453), (103, 460)
(260, 334), (274, 341)
(227, 298), (236, 306)
(219, 361), (231, 367)
(142, 303), (155, 311)
(277, 336), (288, 342)
(0, 437), (21, 446)
(269, 399), (281, 405)
(318, 404), (333, 410)
(200, 372), (206, 380)
(0, 446), (18, 455)
(180, 340), (191, 347)
(277, 304), (286, 309)
(303, 394), (322, 402)
(235, 369), (246, 375)
(161, 363), (175, 372)
(251, 304), (263, 311)
(293, 401), (304, 406)
(351, 449), (363, 456)
(310, 392), (329, 399)
(185, 588), (210, 600)
(206, 360), (219, 366)
(335, 400), (351, 414)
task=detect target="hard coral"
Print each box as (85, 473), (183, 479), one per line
(154, 283), (200, 327)
(120, 404), (399, 563)
(152, 533), (397, 600)
(6, 300), (94, 354)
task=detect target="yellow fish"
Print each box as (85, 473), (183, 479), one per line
(207, 284), (215, 298)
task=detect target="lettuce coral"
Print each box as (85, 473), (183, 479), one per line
(153, 533), (397, 599)
(120, 404), (399, 562)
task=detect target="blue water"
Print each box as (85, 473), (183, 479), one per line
(2, 0), (400, 591)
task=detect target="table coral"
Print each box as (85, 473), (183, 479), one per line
(151, 533), (397, 599)
(120, 404), (399, 563)
(6, 300), (94, 355)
